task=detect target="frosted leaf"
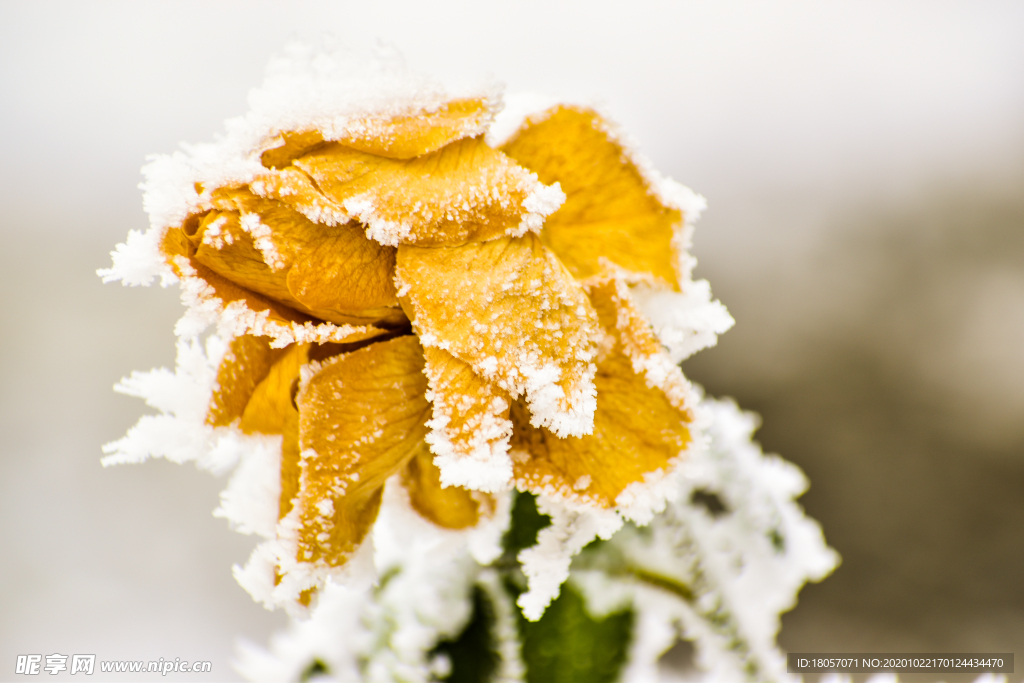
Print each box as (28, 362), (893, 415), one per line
(568, 569), (681, 683)
(477, 568), (528, 682)
(572, 398), (839, 682)
(101, 331), (293, 565)
(516, 495), (623, 621)
(97, 228), (177, 287)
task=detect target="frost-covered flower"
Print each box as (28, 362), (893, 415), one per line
(101, 45), (734, 616)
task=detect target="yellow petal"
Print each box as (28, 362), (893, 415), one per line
(223, 187), (342, 268)
(232, 342), (335, 523)
(587, 278), (693, 412)
(160, 222), (195, 269)
(239, 340), (412, 437)
(284, 226), (399, 317)
(186, 254), (390, 345)
(188, 209), (298, 306)
(162, 226), (342, 334)
(162, 216), (400, 346)
(509, 277), (696, 508)
(239, 342), (310, 436)
(259, 97), (494, 167)
(397, 234), (600, 438)
(422, 346), (513, 492)
(290, 136), (562, 246)
(401, 441), (493, 530)
(279, 398), (302, 521)
(250, 168), (349, 228)
(194, 190), (404, 326)
(510, 342), (692, 508)
(501, 106), (682, 287)
(206, 335), (282, 427)
(293, 336), (430, 566)
(338, 97), (495, 159)
(593, 279), (661, 358)
(260, 130), (326, 170)
(233, 339), (423, 526)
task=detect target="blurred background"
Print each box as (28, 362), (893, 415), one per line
(1, 2), (1022, 680)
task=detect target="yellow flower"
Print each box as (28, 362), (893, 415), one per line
(152, 95), (706, 606)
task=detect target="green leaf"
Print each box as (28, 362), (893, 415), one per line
(519, 582), (633, 683)
(432, 585), (500, 683)
(502, 490), (552, 558)
(298, 658), (329, 682)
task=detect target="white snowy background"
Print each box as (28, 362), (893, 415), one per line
(1, 2), (1022, 681)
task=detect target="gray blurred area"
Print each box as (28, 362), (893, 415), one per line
(685, 179), (1024, 682)
(1, 2), (1022, 681)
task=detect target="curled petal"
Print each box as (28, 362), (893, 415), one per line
(397, 234), (600, 438)
(214, 188), (325, 267)
(161, 226), (396, 347)
(211, 341), (308, 524)
(280, 399), (302, 523)
(401, 441), (494, 530)
(501, 106), (682, 287)
(228, 190), (400, 317)
(275, 137), (562, 247)
(260, 96), (496, 167)
(422, 346), (513, 493)
(586, 278), (693, 412)
(186, 209), (298, 306)
(260, 130), (326, 170)
(239, 342), (310, 436)
(250, 169), (350, 228)
(187, 190), (405, 326)
(206, 334), (282, 427)
(510, 281), (696, 509)
(163, 226), (325, 330)
(292, 336), (430, 567)
(284, 230), (399, 318)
